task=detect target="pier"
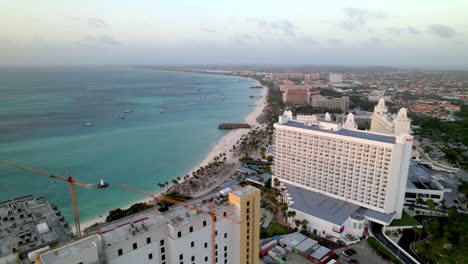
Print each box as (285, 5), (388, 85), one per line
(218, 123), (251, 129)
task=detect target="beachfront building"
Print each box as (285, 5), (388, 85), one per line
(279, 84), (313, 92)
(336, 110), (373, 129)
(272, 110), (413, 241)
(370, 98), (411, 135)
(38, 186), (261, 264)
(309, 96), (350, 111)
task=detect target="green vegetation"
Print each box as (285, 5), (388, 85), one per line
(260, 221), (293, 239)
(367, 237), (402, 264)
(414, 105), (468, 169)
(349, 96), (377, 111)
(106, 202), (154, 222)
(290, 105), (342, 115)
(390, 212), (420, 226)
(412, 207), (468, 263)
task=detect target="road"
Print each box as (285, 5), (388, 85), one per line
(369, 222), (419, 264)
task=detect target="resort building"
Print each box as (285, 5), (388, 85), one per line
(272, 110), (413, 241)
(0, 195), (71, 264)
(309, 96), (350, 111)
(279, 84), (313, 92)
(405, 161), (452, 203)
(38, 186), (261, 264)
(370, 98), (411, 136)
(336, 110), (373, 129)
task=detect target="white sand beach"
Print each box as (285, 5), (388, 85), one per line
(81, 80), (268, 231)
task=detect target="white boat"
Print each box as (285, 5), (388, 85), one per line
(123, 104), (133, 114)
(83, 122), (94, 127)
(160, 108), (165, 113)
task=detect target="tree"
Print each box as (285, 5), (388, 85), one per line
(301, 220), (309, 231)
(273, 178), (280, 188)
(426, 199), (436, 211)
(408, 203), (415, 213)
(294, 219), (302, 229)
(286, 210), (296, 221)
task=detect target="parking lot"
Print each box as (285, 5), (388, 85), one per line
(334, 240), (392, 264)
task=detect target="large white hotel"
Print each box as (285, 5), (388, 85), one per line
(273, 102), (413, 241)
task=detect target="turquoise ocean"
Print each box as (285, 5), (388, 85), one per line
(0, 67), (259, 223)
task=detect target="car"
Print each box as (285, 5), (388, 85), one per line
(341, 248), (357, 257)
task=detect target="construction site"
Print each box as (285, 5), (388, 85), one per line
(0, 195), (71, 263)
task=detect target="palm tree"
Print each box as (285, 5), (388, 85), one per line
(301, 220), (309, 231)
(294, 219), (301, 229)
(286, 211), (296, 224)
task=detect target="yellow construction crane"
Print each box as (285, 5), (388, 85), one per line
(120, 184), (241, 264)
(0, 160), (93, 237)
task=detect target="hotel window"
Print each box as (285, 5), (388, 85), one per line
(161, 247), (165, 253)
(205, 242), (208, 248)
(118, 249), (123, 256)
(147, 237), (151, 244)
(189, 226), (193, 232)
(205, 256), (208, 262)
(203, 220), (207, 227)
(178, 231), (182, 238)
(160, 239), (164, 246)
(191, 256), (195, 262)
(224, 233), (227, 238)
(133, 243), (137, 250)
(148, 253), (153, 260)
(191, 241), (195, 247)
(180, 254), (183, 260)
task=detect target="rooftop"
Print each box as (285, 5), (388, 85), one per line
(309, 246), (331, 260)
(285, 184), (395, 225)
(278, 120), (397, 144)
(279, 232), (307, 248)
(294, 237), (318, 253)
(0, 195), (71, 261)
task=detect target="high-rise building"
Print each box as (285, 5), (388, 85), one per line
(272, 110), (413, 240)
(370, 98), (411, 135)
(309, 96), (349, 111)
(38, 186), (261, 264)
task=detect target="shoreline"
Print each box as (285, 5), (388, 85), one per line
(81, 77), (268, 230)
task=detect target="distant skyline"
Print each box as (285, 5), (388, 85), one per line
(1, 0), (467, 69)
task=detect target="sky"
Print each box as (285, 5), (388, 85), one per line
(1, 0), (467, 69)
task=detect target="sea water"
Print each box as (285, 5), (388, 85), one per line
(0, 66), (259, 222)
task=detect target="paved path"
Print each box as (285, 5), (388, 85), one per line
(261, 208), (273, 228)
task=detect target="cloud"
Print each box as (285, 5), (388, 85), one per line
(88, 18), (109, 29)
(427, 24), (456, 38)
(201, 28), (217, 33)
(337, 7), (388, 31)
(246, 18), (297, 37)
(328, 38), (344, 46)
(84, 35), (121, 46)
(386, 26), (420, 35)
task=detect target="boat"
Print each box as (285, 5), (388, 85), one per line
(117, 115), (125, 119)
(160, 108), (165, 113)
(97, 179), (109, 188)
(123, 104), (133, 114)
(83, 122), (94, 127)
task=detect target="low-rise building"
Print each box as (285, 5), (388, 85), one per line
(405, 161), (452, 203)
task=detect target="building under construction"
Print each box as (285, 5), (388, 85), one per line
(0, 195), (71, 264)
(38, 185), (261, 264)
